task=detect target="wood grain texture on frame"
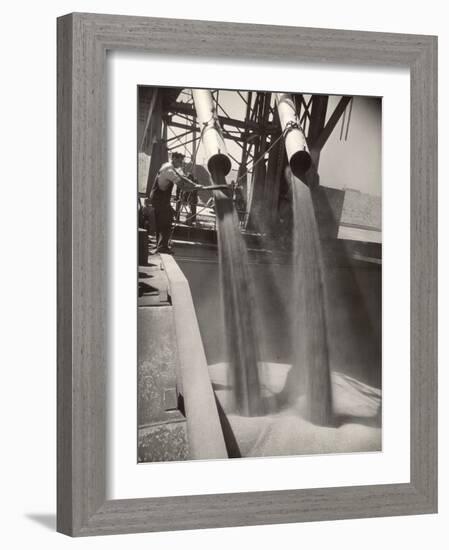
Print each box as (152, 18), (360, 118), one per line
(57, 12), (437, 536)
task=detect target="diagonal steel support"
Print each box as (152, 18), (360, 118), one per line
(311, 96), (352, 152)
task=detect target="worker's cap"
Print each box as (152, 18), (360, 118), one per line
(171, 152), (185, 160)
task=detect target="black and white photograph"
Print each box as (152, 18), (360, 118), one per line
(137, 87), (382, 463)
(1, 0), (441, 544)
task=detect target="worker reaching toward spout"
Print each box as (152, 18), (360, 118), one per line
(149, 151), (201, 254)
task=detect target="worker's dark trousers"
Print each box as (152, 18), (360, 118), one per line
(153, 201), (173, 250)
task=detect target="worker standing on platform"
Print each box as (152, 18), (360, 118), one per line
(149, 152), (200, 254)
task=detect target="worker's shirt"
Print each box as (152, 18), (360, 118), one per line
(157, 162), (184, 191)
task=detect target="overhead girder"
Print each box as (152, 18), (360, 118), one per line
(168, 101), (278, 133)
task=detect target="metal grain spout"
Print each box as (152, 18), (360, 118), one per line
(192, 89), (232, 179)
(275, 92), (312, 178)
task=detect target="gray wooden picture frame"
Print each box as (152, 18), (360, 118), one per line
(57, 12), (438, 537)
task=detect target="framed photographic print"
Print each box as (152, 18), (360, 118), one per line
(57, 13), (437, 536)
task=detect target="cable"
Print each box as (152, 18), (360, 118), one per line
(234, 119), (299, 186)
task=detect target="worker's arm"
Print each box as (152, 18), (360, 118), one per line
(174, 170), (202, 190)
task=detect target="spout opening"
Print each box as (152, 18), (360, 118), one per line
(290, 150), (312, 178)
(208, 154), (232, 177)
